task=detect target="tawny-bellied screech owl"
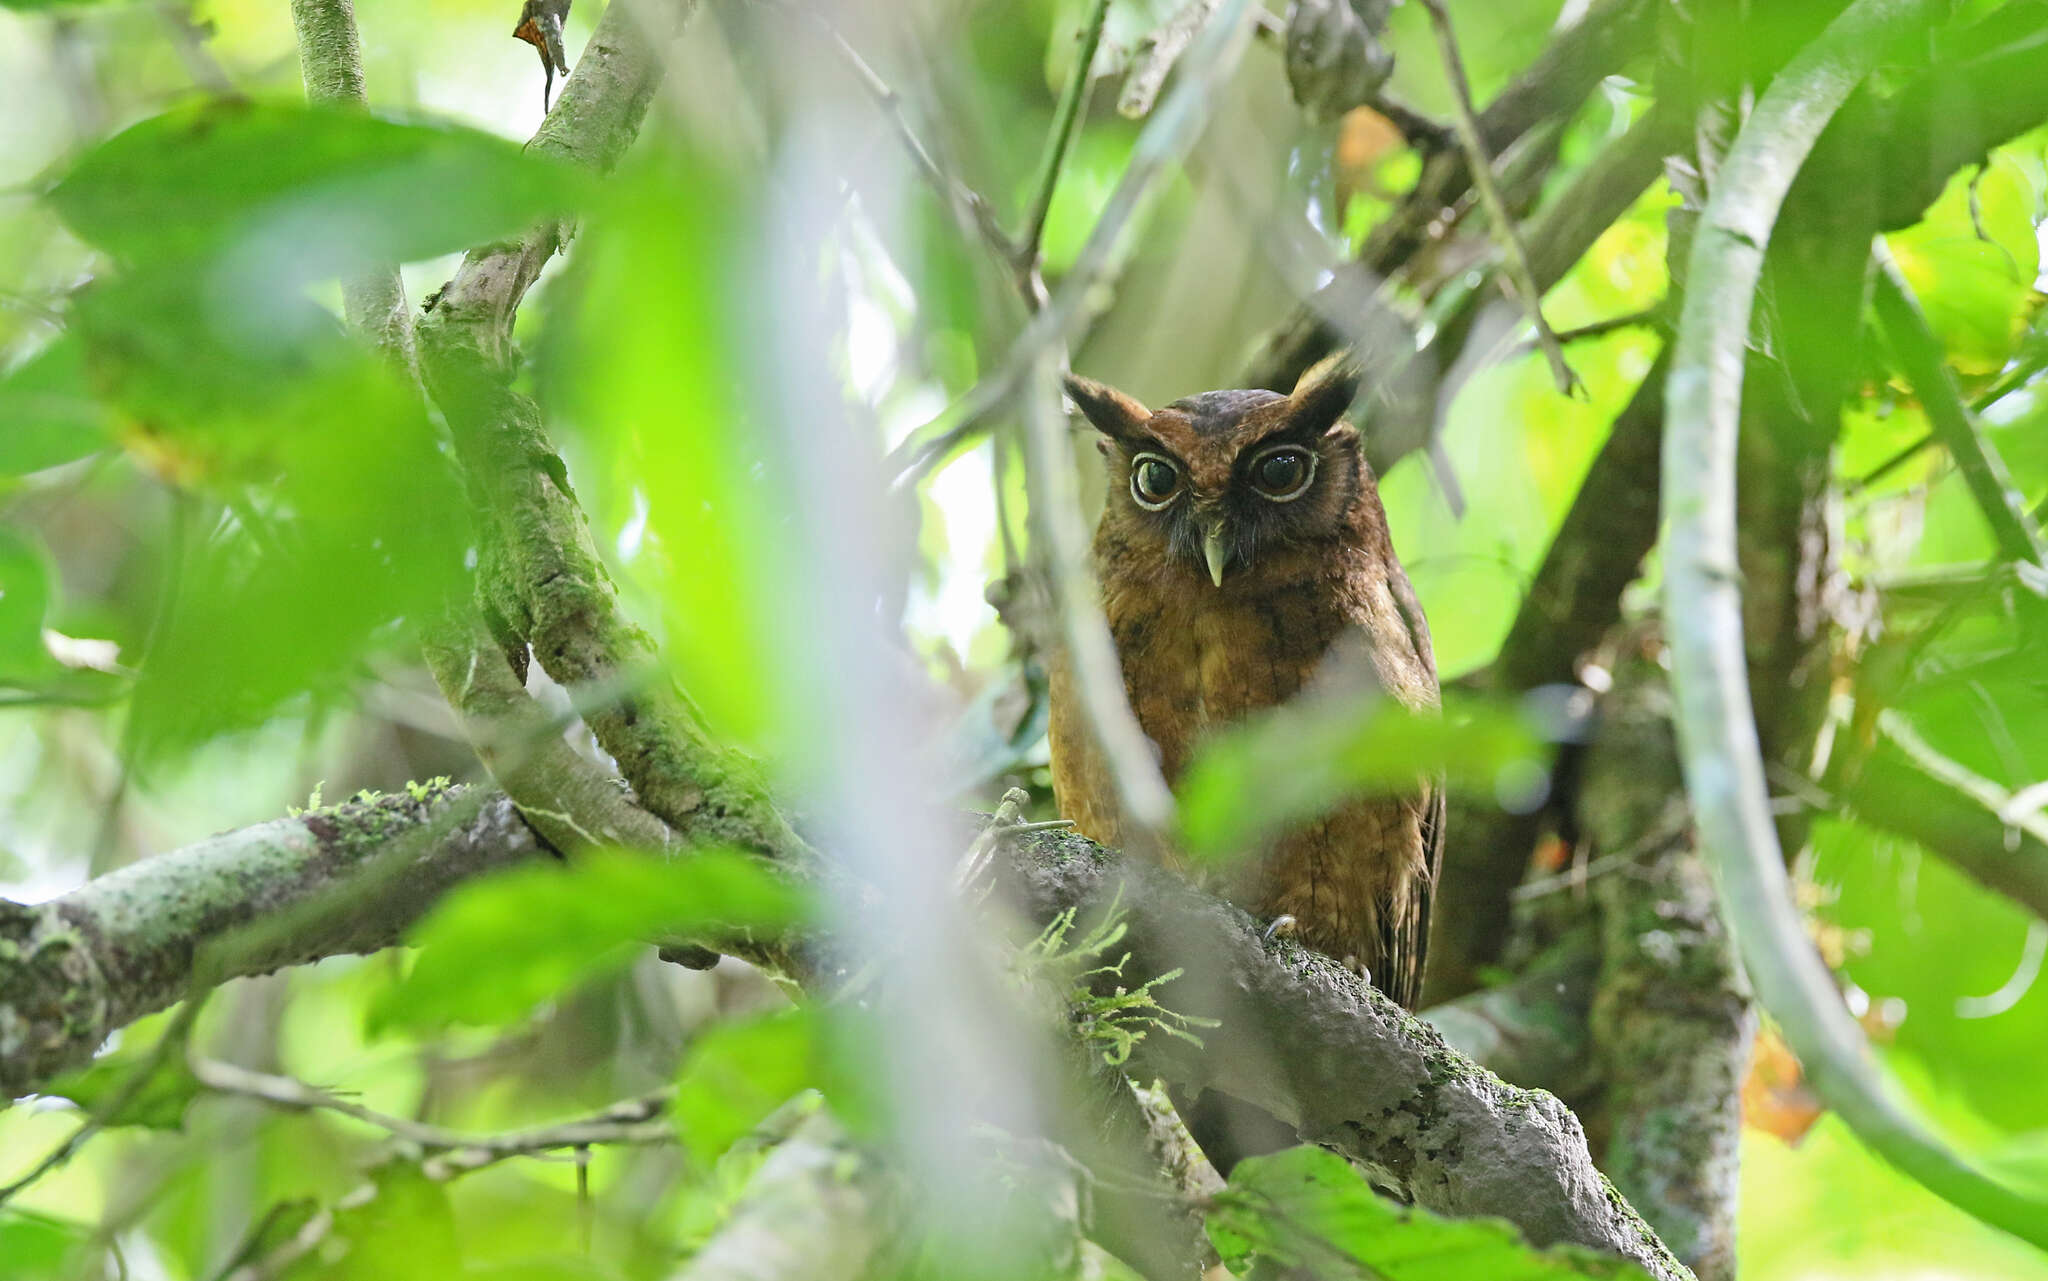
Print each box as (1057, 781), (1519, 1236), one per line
(1047, 362), (1442, 1009)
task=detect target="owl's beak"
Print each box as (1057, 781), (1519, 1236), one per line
(1202, 525), (1228, 587)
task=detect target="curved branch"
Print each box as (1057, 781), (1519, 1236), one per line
(415, 0), (805, 862)
(998, 830), (1692, 1280)
(1660, 0), (2048, 1249)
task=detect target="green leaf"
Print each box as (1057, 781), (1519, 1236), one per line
(0, 1211), (94, 1280)
(370, 848), (803, 1035)
(47, 99), (583, 288)
(0, 526), (56, 683)
(0, 334), (110, 475)
(1177, 691), (1546, 860)
(672, 1008), (829, 1165)
(538, 148), (799, 751)
(41, 1044), (201, 1130)
(1887, 155), (2044, 375)
(1209, 1147), (1653, 1281)
(66, 269), (472, 757)
(304, 1163), (460, 1281)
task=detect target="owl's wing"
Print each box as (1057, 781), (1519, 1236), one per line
(1380, 779), (1445, 1010)
(1383, 554), (1442, 1011)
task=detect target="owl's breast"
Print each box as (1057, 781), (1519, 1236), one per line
(1107, 575), (1350, 783)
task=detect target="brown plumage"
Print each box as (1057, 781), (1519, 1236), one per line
(1047, 363), (1442, 1009)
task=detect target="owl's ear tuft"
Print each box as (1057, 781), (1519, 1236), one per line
(1063, 374), (1152, 443)
(1285, 353), (1362, 439)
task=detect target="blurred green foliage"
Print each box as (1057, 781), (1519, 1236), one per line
(0, 0), (2045, 1278)
(1178, 690), (1544, 858)
(1210, 1146), (1652, 1280)
(373, 847), (804, 1035)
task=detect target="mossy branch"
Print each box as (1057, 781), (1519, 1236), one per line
(0, 794), (1691, 1278)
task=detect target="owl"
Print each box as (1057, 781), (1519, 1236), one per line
(1047, 363), (1442, 1009)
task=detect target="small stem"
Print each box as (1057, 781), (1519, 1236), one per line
(782, 1), (1020, 277)
(288, 0), (415, 369)
(1847, 429), (1933, 494)
(1869, 247), (2046, 567)
(888, 0), (1257, 491)
(188, 1055), (675, 1160)
(1420, 0), (1579, 396)
(1020, 0), (1113, 272)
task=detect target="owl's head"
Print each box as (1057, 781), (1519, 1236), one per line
(1063, 361), (1366, 586)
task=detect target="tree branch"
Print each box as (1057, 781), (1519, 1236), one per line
(1836, 712), (2048, 924)
(1491, 351), (1669, 694)
(415, 0), (807, 866)
(1661, 0), (2048, 1248)
(1425, 354), (1668, 1002)
(288, 0), (416, 368)
(0, 787), (547, 1095)
(0, 791), (1691, 1276)
(1241, 0), (1659, 393)
(1580, 651), (1751, 1281)
(188, 1055), (673, 1166)
(1868, 253), (2046, 568)
(996, 829), (1693, 1280)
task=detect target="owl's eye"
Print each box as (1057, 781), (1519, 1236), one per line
(1130, 453), (1181, 509)
(1250, 445), (1316, 501)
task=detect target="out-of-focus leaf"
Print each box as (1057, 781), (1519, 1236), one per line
(468, 1263), (619, 1281)
(302, 1163), (460, 1281)
(67, 269), (470, 757)
(0, 334), (110, 475)
(1743, 1024), (1825, 1145)
(1887, 155), (2044, 375)
(1811, 814), (2048, 1132)
(1177, 690), (1545, 860)
(539, 148), (797, 750)
(0, 1211), (93, 1280)
(1208, 1146), (1653, 1280)
(41, 1044), (201, 1130)
(1383, 328), (1659, 678)
(672, 1007), (829, 1165)
(370, 848), (803, 1035)
(0, 527), (58, 684)
(47, 100), (583, 288)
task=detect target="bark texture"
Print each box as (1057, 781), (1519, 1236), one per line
(0, 789), (1693, 1279)
(0, 788), (546, 1095)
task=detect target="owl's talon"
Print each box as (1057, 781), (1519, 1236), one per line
(1261, 915), (1298, 945)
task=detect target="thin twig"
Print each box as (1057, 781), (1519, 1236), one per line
(188, 1056), (674, 1168)
(1848, 429), (1935, 495)
(781, 0), (1018, 269)
(0, 1001), (202, 1207)
(1419, 0), (1579, 396)
(1018, 0), (1114, 301)
(888, 0), (1258, 491)
(1869, 247), (2046, 567)
(1970, 341), (2048, 413)
(1509, 303), (1664, 359)
(1118, 0), (1219, 120)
